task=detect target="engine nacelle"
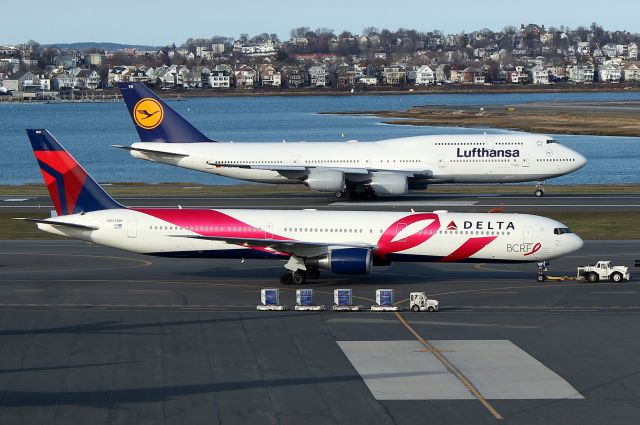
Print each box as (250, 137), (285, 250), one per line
(304, 168), (345, 192)
(369, 173), (408, 195)
(307, 248), (372, 274)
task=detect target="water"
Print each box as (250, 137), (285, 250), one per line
(2, 91), (640, 185)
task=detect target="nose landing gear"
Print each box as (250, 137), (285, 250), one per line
(536, 261), (549, 282)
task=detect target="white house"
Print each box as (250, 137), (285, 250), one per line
(598, 63), (621, 83)
(307, 65), (327, 87)
(208, 69), (231, 88)
(508, 66), (528, 84)
(568, 64), (595, 83)
(358, 75), (378, 85)
(235, 65), (256, 88)
(408, 65), (435, 85)
(529, 65), (549, 84)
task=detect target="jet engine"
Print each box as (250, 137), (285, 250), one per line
(304, 168), (345, 192)
(306, 248), (372, 274)
(368, 173), (408, 195)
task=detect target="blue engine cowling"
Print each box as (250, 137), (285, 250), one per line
(307, 248), (372, 275)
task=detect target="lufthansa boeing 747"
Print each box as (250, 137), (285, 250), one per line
(115, 83), (587, 198)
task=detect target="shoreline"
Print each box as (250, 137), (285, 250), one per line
(323, 100), (640, 137)
(1, 83), (639, 102)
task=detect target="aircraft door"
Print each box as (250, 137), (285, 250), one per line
(523, 226), (535, 243)
(395, 223), (407, 242)
(265, 223), (273, 239)
(127, 221), (137, 238)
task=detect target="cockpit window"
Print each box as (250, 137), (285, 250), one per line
(546, 139), (558, 144)
(554, 227), (573, 235)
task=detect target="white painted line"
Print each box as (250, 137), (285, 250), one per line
(591, 291), (637, 294)
(2, 198), (29, 202)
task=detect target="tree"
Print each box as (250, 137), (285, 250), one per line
(362, 27), (379, 36)
(290, 27), (310, 39)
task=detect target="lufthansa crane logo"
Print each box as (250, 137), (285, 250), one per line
(133, 98), (164, 130)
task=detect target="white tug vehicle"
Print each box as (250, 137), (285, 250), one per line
(409, 292), (440, 312)
(577, 261), (631, 283)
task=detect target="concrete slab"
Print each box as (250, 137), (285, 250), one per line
(433, 340), (584, 400)
(337, 341), (474, 400)
(338, 340), (583, 400)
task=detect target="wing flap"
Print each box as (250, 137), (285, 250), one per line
(172, 234), (375, 256)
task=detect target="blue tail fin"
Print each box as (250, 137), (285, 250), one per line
(118, 82), (213, 143)
(26, 129), (124, 216)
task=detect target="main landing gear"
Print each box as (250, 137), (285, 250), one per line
(280, 256), (320, 285)
(279, 267), (320, 285)
(534, 181), (545, 197)
(536, 261), (549, 282)
(335, 188), (377, 199)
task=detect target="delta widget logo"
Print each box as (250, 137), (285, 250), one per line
(133, 98), (164, 130)
(446, 221), (458, 231)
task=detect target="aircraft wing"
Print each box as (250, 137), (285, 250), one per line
(174, 234), (375, 257)
(112, 145), (189, 158)
(205, 162), (417, 176)
(14, 218), (99, 231)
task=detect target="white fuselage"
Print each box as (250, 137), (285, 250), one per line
(129, 133), (586, 186)
(38, 208), (583, 265)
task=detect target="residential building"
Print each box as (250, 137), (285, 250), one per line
(281, 65), (305, 88)
(74, 69), (101, 89)
(208, 69), (231, 88)
(507, 66), (528, 83)
(258, 64), (281, 87)
(598, 63), (621, 83)
(52, 72), (75, 90)
(358, 75), (378, 85)
(408, 65), (435, 85)
(235, 65), (257, 88)
(529, 65), (550, 84)
(383, 64), (406, 85)
(623, 63), (640, 81)
(308, 65), (327, 87)
(568, 64), (595, 83)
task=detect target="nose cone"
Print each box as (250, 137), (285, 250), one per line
(573, 152), (587, 171)
(571, 234), (584, 253)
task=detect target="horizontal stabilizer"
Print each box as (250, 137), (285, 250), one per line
(112, 145), (189, 158)
(14, 217), (99, 231)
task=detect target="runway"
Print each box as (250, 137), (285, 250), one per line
(0, 239), (639, 424)
(3, 192), (640, 212)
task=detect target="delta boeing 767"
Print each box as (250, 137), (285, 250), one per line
(20, 129), (583, 284)
(115, 82), (586, 198)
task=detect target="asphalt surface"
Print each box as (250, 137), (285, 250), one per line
(0, 239), (639, 424)
(3, 191), (640, 213)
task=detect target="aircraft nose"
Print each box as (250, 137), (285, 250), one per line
(572, 234), (584, 252)
(573, 152), (587, 170)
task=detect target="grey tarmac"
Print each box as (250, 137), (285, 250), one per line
(0, 239), (639, 424)
(3, 192), (640, 213)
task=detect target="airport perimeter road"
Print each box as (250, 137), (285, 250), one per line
(3, 192), (640, 213)
(0, 240), (639, 424)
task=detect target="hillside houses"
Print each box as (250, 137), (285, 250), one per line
(2, 23), (640, 97)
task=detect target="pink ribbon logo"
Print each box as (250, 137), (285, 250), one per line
(523, 242), (542, 256)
